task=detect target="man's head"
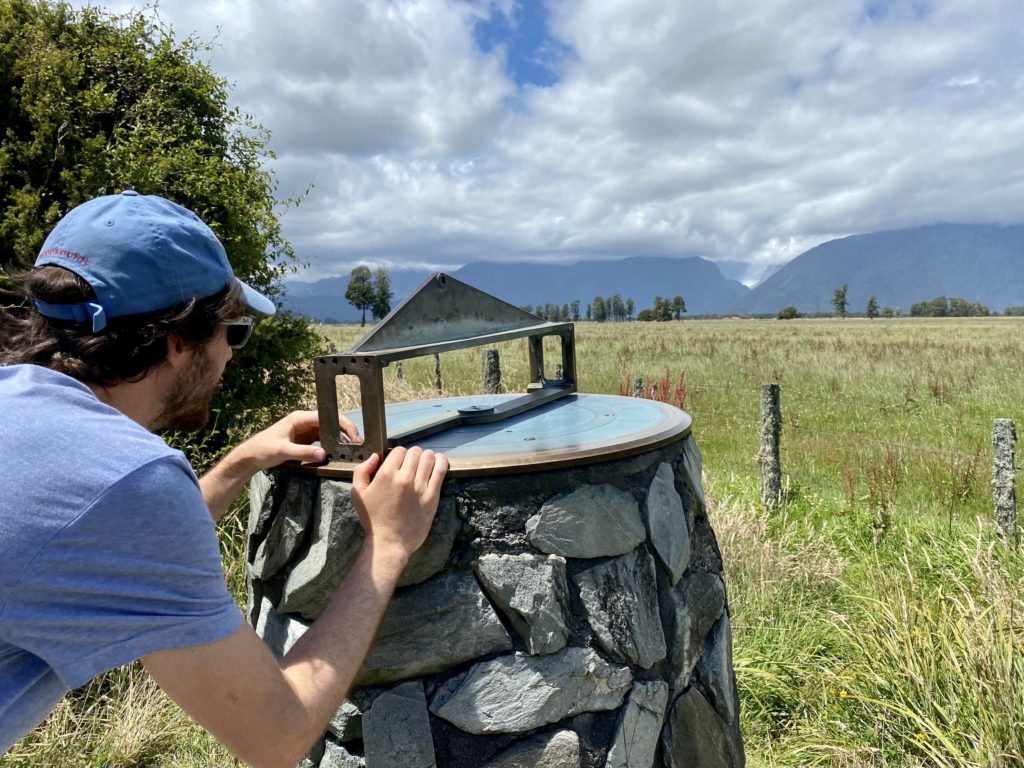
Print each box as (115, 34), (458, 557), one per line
(1, 192), (275, 427)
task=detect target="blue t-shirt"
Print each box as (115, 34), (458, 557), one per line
(0, 365), (243, 753)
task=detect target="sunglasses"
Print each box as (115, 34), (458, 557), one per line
(222, 316), (255, 349)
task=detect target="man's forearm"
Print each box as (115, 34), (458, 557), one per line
(199, 446), (256, 522)
(274, 539), (409, 754)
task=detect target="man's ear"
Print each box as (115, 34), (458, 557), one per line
(163, 334), (193, 371)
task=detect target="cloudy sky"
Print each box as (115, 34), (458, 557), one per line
(78, 0), (1024, 284)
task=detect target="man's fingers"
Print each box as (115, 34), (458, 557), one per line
(339, 414), (362, 444)
(414, 449), (436, 489)
(285, 444), (326, 464)
(352, 453), (381, 492)
(426, 453), (449, 498)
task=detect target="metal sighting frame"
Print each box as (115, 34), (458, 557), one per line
(313, 273), (577, 464)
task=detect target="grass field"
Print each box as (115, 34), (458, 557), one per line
(9, 317), (1024, 767)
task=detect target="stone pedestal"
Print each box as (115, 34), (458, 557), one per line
(247, 433), (743, 768)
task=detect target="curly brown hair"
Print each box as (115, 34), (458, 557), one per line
(0, 266), (243, 385)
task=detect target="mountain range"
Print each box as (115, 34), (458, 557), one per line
(280, 223), (1024, 321)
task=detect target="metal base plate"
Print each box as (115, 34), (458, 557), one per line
(300, 394), (692, 478)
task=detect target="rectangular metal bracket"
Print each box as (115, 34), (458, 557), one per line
(314, 323), (577, 462)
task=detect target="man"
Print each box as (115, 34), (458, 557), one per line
(0, 191), (448, 766)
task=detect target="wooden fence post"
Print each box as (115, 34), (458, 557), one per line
(396, 361), (403, 382)
(482, 349), (501, 394)
(434, 353), (443, 395)
(633, 376), (644, 398)
(759, 383), (782, 509)
(992, 418), (1017, 539)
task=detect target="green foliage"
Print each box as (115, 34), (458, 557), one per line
(344, 265), (374, 326)
(636, 295), (680, 321)
(831, 283), (848, 318)
(370, 265), (393, 321)
(910, 296), (990, 317)
(866, 294), (879, 319)
(777, 305), (801, 320)
(0, 0), (323, 457)
(1003, 305), (1024, 316)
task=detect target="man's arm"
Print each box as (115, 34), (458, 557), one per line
(199, 411), (360, 522)
(144, 446), (447, 768)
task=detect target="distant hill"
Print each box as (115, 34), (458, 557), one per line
(281, 256), (750, 322)
(736, 224), (1024, 315)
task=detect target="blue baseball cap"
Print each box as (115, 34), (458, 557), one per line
(32, 190), (276, 332)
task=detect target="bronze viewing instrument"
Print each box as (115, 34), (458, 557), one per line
(308, 273), (690, 478)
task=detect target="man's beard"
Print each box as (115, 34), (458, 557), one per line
(154, 344), (221, 432)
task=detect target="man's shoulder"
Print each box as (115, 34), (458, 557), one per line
(0, 365), (193, 532)
(0, 363), (181, 467)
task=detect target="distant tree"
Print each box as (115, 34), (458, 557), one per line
(671, 295), (687, 320)
(585, 303), (592, 321)
(831, 284), (849, 318)
(1004, 306), (1024, 316)
(776, 306), (801, 320)
(653, 296), (673, 321)
(560, 304), (570, 322)
(345, 265), (375, 326)
(593, 296), (607, 322)
(636, 308), (655, 321)
(625, 298), (634, 320)
(570, 299), (581, 321)
(611, 294), (625, 322)
(866, 295), (879, 319)
(370, 266), (393, 321)
(522, 304), (534, 315)
(882, 306), (895, 319)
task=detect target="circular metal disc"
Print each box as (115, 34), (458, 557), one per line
(310, 393), (691, 478)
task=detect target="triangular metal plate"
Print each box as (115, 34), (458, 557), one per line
(350, 273), (544, 353)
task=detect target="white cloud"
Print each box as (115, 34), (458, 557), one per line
(73, 0), (1024, 282)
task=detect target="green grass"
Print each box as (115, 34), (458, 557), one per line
(11, 317), (1024, 766)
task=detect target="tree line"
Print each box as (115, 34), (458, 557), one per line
(523, 295), (686, 322)
(779, 285), (1000, 319)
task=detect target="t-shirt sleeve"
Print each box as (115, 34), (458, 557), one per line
(2, 456), (243, 689)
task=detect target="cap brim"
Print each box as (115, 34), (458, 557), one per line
(238, 280), (276, 316)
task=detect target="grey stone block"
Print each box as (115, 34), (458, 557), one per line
(248, 470), (275, 545)
(697, 613), (738, 725)
(281, 480), (364, 619)
(328, 699), (363, 743)
(320, 740), (366, 768)
(474, 553), (570, 655)
(357, 570), (512, 685)
(644, 463), (691, 585)
(527, 484), (646, 559)
(658, 571), (726, 691)
(605, 680), (669, 768)
(252, 481), (315, 580)
(363, 681), (436, 768)
(431, 647), (633, 734)
(254, 595), (310, 658)
(681, 436), (706, 514)
(660, 688), (736, 768)
(573, 549), (667, 669)
(481, 730), (581, 768)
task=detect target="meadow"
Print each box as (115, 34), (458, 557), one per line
(9, 317), (1024, 767)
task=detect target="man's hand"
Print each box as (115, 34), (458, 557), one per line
(351, 447), (449, 559)
(199, 410), (360, 521)
(240, 410), (361, 471)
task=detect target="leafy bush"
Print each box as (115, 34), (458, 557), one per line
(0, 0), (324, 461)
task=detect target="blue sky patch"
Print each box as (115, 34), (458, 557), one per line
(473, 0), (571, 88)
